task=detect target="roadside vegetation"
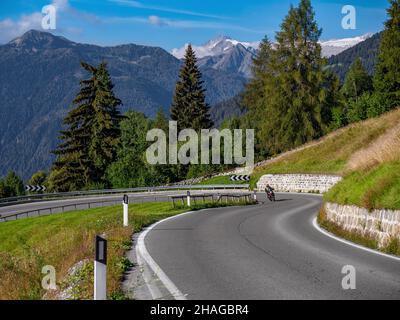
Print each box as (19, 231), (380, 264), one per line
(251, 109), (400, 192)
(0, 199), (253, 300)
(324, 161), (400, 210)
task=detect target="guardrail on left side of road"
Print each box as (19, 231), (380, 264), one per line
(0, 190), (253, 222)
(0, 184), (250, 207)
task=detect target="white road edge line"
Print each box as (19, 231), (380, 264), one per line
(136, 210), (203, 300)
(312, 217), (400, 262)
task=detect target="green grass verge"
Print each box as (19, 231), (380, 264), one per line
(324, 161), (400, 210)
(0, 200), (253, 300)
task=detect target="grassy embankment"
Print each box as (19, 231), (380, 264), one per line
(250, 108), (400, 210)
(0, 199), (253, 300)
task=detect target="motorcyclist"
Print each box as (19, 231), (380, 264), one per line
(265, 184), (275, 202)
(265, 184), (274, 193)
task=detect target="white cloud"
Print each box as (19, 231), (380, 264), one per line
(52, 0), (70, 11)
(0, 0), (71, 43)
(0, 13), (43, 43)
(0, 0), (102, 44)
(148, 15), (168, 27)
(107, 15), (263, 34)
(109, 0), (229, 20)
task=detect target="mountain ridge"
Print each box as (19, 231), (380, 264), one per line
(171, 33), (374, 78)
(0, 30), (247, 180)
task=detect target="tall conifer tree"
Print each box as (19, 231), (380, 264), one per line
(50, 62), (123, 191)
(242, 37), (273, 157)
(90, 62), (123, 184)
(373, 0), (400, 110)
(341, 57), (373, 102)
(51, 62), (97, 191)
(257, 0), (336, 154)
(170, 45), (213, 131)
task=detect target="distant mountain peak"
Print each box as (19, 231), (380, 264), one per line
(8, 29), (74, 50)
(319, 33), (374, 57)
(171, 35), (259, 59)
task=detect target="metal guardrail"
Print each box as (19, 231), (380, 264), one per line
(0, 188), (253, 222)
(0, 193), (176, 222)
(171, 193), (255, 207)
(0, 184), (249, 207)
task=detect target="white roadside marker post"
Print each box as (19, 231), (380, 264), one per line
(123, 194), (129, 227)
(253, 190), (257, 202)
(94, 235), (107, 300)
(187, 191), (191, 207)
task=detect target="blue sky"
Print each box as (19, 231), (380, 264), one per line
(0, 0), (390, 50)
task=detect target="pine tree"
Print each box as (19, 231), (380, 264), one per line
(170, 45), (213, 131)
(243, 36), (272, 110)
(51, 62), (97, 191)
(341, 57), (373, 102)
(50, 62), (123, 191)
(257, 0), (335, 154)
(89, 62), (123, 185)
(153, 108), (169, 131)
(373, 0), (400, 111)
(242, 37), (273, 157)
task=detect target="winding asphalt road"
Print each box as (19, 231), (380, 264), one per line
(142, 193), (400, 300)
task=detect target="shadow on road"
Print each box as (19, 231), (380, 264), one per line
(260, 198), (292, 204)
(275, 198), (292, 202)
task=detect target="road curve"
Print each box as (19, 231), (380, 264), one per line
(143, 193), (400, 300)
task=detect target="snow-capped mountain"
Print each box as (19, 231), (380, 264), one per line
(171, 33), (373, 78)
(171, 35), (259, 59)
(172, 36), (259, 78)
(320, 33), (373, 57)
(172, 34), (373, 59)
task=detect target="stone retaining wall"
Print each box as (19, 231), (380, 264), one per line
(257, 174), (342, 193)
(324, 202), (400, 247)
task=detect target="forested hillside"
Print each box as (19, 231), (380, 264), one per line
(327, 32), (382, 82)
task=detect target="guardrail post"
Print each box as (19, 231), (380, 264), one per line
(187, 191), (191, 207)
(253, 191), (257, 202)
(123, 195), (129, 227)
(94, 235), (107, 300)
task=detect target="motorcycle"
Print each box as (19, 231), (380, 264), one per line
(266, 190), (276, 202)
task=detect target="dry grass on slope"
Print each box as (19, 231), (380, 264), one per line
(346, 121), (400, 172)
(250, 108), (400, 189)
